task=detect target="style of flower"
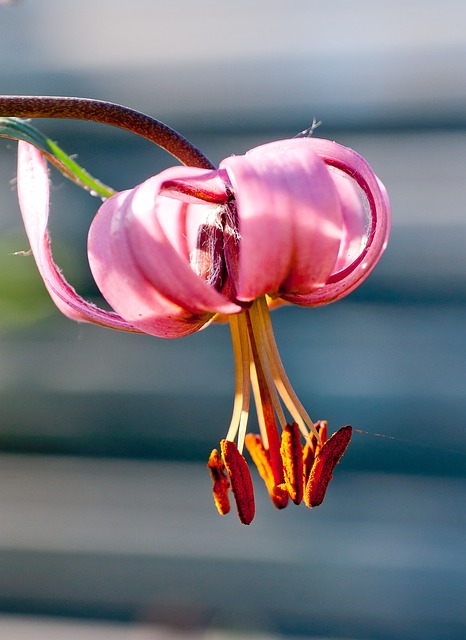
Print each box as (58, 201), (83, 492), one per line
(5, 98), (390, 524)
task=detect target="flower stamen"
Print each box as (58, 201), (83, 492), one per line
(280, 422), (304, 505)
(304, 425), (353, 508)
(244, 433), (288, 509)
(212, 298), (353, 522)
(220, 439), (255, 525)
(256, 296), (319, 441)
(303, 420), (328, 482)
(207, 448), (231, 516)
(245, 304), (285, 486)
(225, 313), (251, 453)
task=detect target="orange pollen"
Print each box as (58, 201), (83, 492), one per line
(304, 425), (353, 508)
(303, 419), (328, 479)
(220, 439), (255, 525)
(280, 422), (304, 505)
(207, 448), (231, 516)
(244, 433), (288, 509)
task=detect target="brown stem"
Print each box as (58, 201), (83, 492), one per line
(0, 95), (215, 169)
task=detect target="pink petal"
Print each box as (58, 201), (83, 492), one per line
(220, 139), (344, 302)
(116, 166), (243, 315)
(292, 138), (391, 305)
(88, 168), (242, 338)
(16, 141), (138, 332)
(160, 169), (229, 204)
(329, 168), (370, 275)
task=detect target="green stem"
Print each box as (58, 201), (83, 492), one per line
(0, 95), (215, 169)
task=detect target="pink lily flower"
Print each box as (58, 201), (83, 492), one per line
(17, 135), (390, 524)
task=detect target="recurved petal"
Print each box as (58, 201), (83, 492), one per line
(159, 168), (229, 204)
(122, 167), (243, 316)
(16, 141), (138, 332)
(328, 168), (370, 275)
(293, 138), (391, 306)
(220, 139), (343, 302)
(88, 188), (215, 338)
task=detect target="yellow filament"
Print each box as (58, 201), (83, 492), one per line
(247, 301), (288, 430)
(226, 313), (251, 451)
(249, 359), (269, 448)
(257, 296), (320, 441)
(226, 296), (319, 455)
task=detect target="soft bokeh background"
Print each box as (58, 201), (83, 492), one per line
(0, 1), (465, 639)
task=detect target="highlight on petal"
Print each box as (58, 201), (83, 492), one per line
(220, 139), (344, 302)
(16, 141), (138, 332)
(328, 167), (371, 275)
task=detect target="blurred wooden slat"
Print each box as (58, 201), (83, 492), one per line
(0, 454), (464, 638)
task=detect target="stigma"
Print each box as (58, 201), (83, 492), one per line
(208, 296), (352, 524)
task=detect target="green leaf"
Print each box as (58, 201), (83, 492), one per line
(0, 116), (116, 198)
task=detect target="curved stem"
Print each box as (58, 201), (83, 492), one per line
(0, 95), (215, 169)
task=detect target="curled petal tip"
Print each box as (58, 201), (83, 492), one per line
(16, 141), (138, 332)
(283, 138), (391, 306)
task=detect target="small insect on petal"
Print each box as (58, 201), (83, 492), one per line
(221, 439), (256, 525)
(245, 433), (288, 509)
(304, 425), (353, 508)
(280, 422), (304, 505)
(207, 448), (231, 516)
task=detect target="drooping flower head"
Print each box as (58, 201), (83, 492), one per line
(0, 97), (391, 524)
